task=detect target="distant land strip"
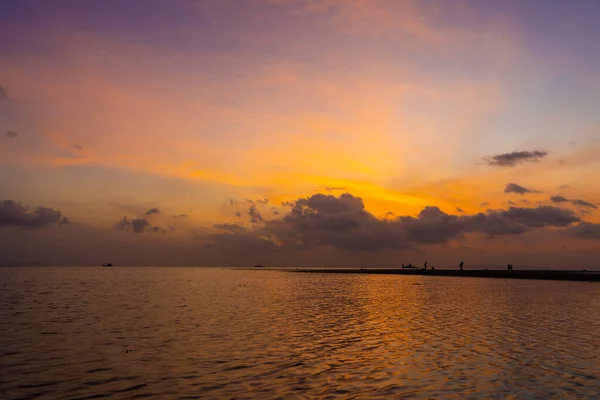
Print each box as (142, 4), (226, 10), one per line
(274, 268), (600, 282)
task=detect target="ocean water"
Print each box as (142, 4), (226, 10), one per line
(1, 267), (599, 399)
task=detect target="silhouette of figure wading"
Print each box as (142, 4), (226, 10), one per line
(459, 261), (464, 271)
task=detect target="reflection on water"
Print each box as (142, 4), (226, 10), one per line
(1, 267), (599, 399)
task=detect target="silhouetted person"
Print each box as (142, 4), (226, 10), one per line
(459, 261), (464, 271)
(424, 261), (428, 270)
(431, 266), (436, 271)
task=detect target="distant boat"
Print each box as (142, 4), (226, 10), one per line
(253, 264), (266, 268)
(102, 263), (113, 267)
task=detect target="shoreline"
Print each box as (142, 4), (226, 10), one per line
(280, 268), (600, 282)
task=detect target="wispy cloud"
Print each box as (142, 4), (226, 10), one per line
(504, 182), (539, 194)
(114, 216), (165, 234)
(145, 208), (161, 216)
(550, 195), (597, 209)
(484, 151), (548, 167)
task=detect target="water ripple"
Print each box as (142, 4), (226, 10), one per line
(1, 267), (599, 399)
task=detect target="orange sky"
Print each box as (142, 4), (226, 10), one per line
(1, 0), (599, 267)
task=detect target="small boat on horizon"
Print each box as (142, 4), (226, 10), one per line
(102, 263), (113, 267)
(253, 264), (266, 268)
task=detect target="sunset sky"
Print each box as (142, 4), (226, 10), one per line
(1, 0), (599, 267)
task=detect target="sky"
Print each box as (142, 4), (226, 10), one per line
(1, 0), (600, 268)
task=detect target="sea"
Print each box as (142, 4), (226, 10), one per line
(1, 267), (599, 399)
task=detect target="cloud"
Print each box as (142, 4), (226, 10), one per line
(456, 207), (464, 213)
(173, 213), (188, 218)
(200, 193), (583, 253)
(504, 182), (539, 195)
(248, 204), (264, 224)
(497, 206), (579, 228)
(566, 222), (600, 239)
(398, 206), (464, 244)
(5, 130), (18, 138)
(73, 145), (84, 150)
(213, 223), (246, 233)
(113, 215), (165, 233)
(508, 200), (516, 205)
(0, 86), (8, 102)
(114, 217), (150, 233)
(145, 208), (161, 216)
(261, 193), (407, 250)
(550, 195), (597, 209)
(484, 150), (548, 167)
(550, 195), (569, 203)
(571, 199), (597, 209)
(480, 202), (489, 207)
(0, 200), (68, 228)
(257, 198), (269, 205)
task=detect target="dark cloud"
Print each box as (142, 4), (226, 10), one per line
(466, 211), (527, 235)
(114, 215), (165, 234)
(566, 222), (600, 239)
(484, 150), (548, 167)
(480, 202), (489, 207)
(504, 182), (539, 194)
(550, 195), (569, 203)
(0, 86), (8, 102)
(235, 212), (242, 218)
(456, 207), (464, 213)
(201, 194), (583, 253)
(5, 130), (18, 138)
(248, 204), (264, 224)
(571, 199), (597, 209)
(0, 200), (67, 228)
(73, 145), (84, 151)
(559, 184), (571, 190)
(213, 223), (246, 233)
(114, 217), (150, 233)
(398, 206), (463, 244)
(498, 206), (579, 228)
(173, 214), (188, 218)
(262, 193), (406, 251)
(508, 201), (516, 205)
(550, 195), (597, 209)
(257, 198), (269, 205)
(145, 208), (161, 216)
(323, 186), (346, 192)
